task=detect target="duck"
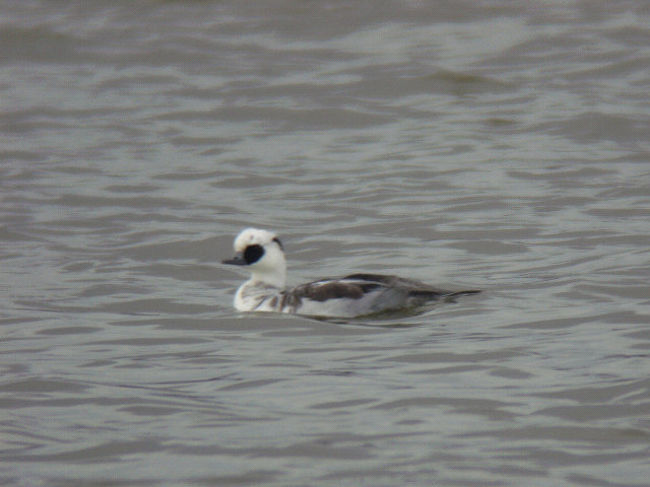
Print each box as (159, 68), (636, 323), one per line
(222, 228), (479, 318)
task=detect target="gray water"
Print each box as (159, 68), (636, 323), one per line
(2, 1), (650, 486)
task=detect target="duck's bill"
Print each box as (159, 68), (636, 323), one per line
(222, 254), (246, 266)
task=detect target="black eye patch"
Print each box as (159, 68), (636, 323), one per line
(272, 237), (284, 251)
(244, 244), (264, 265)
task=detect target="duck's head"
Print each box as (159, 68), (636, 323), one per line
(222, 228), (286, 288)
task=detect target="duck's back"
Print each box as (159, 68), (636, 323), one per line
(289, 273), (459, 318)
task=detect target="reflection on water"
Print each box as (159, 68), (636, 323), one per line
(1, 1), (649, 486)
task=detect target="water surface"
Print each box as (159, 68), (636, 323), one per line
(1, 1), (649, 486)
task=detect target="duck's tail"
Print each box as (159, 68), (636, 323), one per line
(442, 289), (481, 302)
(406, 288), (480, 305)
(447, 289), (481, 297)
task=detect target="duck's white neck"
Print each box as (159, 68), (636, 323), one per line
(249, 267), (286, 289)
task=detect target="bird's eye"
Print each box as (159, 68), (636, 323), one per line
(244, 244), (264, 264)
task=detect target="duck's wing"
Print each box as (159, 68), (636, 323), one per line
(342, 273), (449, 296)
(342, 273), (480, 300)
(286, 277), (388, 317)
(289, 274), (480, 317)
(292, 273), (450, 301)
(291, 277), (382, 302)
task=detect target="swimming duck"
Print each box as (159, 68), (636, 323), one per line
(223, 228), (479, 318)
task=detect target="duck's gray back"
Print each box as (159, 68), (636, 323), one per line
(289, 273), (453, 318)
